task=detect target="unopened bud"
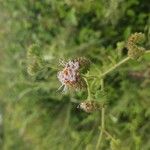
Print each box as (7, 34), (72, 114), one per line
(77, 100), (103, 113)
(126, 33), (145, 59)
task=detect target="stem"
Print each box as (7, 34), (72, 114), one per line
(99, 50), (150, 79)
(103, 130), (118, 144)
(84, 77), (91, 100)
(82, 74), (99, 79)
(101, 107), (105, 129)
(96, 107), (105, 150)
(84, 50), (149, 80)
(100, 50), (150, 78)
(101, 57), (130, 78)
(84, 57), (130, 79)
(100, 79), (104, 91)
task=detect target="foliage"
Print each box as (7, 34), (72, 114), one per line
(0, 0), (150, 150)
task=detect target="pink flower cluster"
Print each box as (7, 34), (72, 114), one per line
(57, 60), (81, 92)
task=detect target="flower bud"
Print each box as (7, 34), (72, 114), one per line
(77, 100), (102, 113)
(126, 33), (145, 59)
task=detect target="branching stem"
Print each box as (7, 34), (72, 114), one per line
(85, 50), (150, 149)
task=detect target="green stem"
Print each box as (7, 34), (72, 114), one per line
(96, 107), (105, 150)
(103, 130), (118, 144)
(84, 77), (91, 100)
(86, 50), (149, 80)
(101, 107), (105, 129)
(100, 50), (150, 78)
(100, 79), (104, 91)
(101, 57), (130, 78)
(82, 74), (99, 79)
(84, 57), (130, 79)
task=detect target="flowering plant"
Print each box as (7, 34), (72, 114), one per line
(27, 33), (150, 150)
(56, 33), (149, 149)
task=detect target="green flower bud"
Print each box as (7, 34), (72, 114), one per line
(127, 32), (145, 44)
(127, 44), (145, 59)
(126, 33), (145, 59)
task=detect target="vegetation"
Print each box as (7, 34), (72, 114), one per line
(0, 0), (150, 150)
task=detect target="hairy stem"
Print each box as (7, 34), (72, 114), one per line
(100, 79), (104, 91)
(103, 130), (118, 144)
(84, 77), (91, 100)
(84, 57), (130, 79)
(87, 50), (150, 80)
(101, 57), (130, 78)
(100, 50), (150, 78)
(96, 107), (105, 150)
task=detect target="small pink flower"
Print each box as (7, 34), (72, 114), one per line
(57, 59), (84, 92)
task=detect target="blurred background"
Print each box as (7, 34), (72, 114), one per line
(0, 0), (150, 150)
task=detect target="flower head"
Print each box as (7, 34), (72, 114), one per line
(126, 32), (145, 59)
(77, 100), (102, 113)
(57, 58), (87, 92)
